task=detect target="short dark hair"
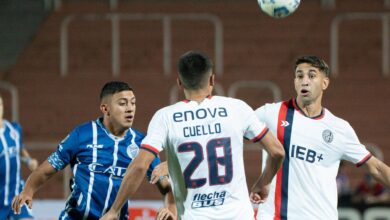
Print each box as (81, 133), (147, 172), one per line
(99, 81), (133, 101)
(295, 55), (330, 77)
(177, 50), (214, 90)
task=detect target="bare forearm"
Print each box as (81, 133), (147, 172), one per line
(110, 165), (147, 212)
(258, 131), (285, 186)
(253, 155), (283, 189)
(164, 189), (176, 216)
(372, 161), (390, 189)
(24, 160), (57, 195)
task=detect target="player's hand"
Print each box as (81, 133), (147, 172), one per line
(157, 207), (176, 220)
(11, 191), (33, 214)
(100, 210), (119, 220)
(28, 158), (39, 171)
(150, 161), (169, 184)
(250, 184), (270, 204)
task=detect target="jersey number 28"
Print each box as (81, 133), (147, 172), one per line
(178, 137), (233, 188)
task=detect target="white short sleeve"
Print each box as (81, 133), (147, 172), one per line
(341, 123), (371, 166)
(141, 109), (168, 154)
(240, 101), (268, 142)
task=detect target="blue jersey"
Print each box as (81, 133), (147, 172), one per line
(48, 118), (160, 220)
(0, 120), (23, 207)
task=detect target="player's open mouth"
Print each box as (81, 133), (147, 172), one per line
(301, 89), (309, 96)
(125, 116), (133, 121)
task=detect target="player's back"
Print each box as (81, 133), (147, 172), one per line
(145, 96), (267, 220)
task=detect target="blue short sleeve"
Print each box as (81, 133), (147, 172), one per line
(48, 128), (80, 170)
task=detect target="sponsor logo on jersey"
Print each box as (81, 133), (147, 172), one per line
(290, 144), (324, 163)
(191, 190), (227, 208)
(322, 129), (333, 143)
(127, 143), (139, 159)
(280, 120), (290, 127)
(0, 147), (18, 157)
(86, 144), (104, 149)
(88, 162), (127, 178)
(173, 107), (228, 122)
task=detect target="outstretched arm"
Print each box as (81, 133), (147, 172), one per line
(364, 156), (390, 189)
(250, 132), (284, 204)
(12, 159), (57, 213)
(21, 148), (39, 171)
(101, 149), (156, 220)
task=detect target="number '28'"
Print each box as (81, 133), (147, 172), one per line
(178, 137), (233, 188)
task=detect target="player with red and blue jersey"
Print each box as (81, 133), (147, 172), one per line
(101, 50), (285, 220)
(251, 55), (390, 220)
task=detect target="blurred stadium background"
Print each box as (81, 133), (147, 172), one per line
(1, 0), (389, 219)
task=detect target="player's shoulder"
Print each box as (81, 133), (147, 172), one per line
(324, 108), (349, 125)
(323, 108), (354, 132)
(7, 120), (22, 131)
(255, 101), (284, 113)
(75, 120), (94, 130)
(70, 120), (98, 135)
(129, 127), (145, 138)
(212, 95), (252, 109)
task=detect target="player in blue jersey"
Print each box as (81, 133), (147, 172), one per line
(0, 94), (39, 220)
(11, 81), (176, 220)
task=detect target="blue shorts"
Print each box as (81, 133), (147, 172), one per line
(0, 204), (34, 220)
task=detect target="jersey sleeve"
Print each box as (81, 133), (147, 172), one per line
(141, 109), (168, 156)
(240, 101), (269, 142)
(48, 128), (80, 171)
(340, 123), (371, 167)
(132, 128), (162, 180)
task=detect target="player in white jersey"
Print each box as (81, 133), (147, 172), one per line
(101, 50), (285, 220)
(11, 81), (176, 220)
(250, 55), (390, 220)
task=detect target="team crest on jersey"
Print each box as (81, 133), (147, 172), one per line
(10, 129), (18, 141)
(127, 143), (139, 159)
(322, 129), (333, 143)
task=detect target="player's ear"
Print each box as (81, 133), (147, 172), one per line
(209, 74), (215, 86)
(322, 76), (329, 90)
(177, 77), (183, 89)
(100, 103), (109, 115)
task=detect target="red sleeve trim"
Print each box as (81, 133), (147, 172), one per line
(140, 144), (159, 157)
(356, 153), (372, 167)
(251, 128), (269, 142)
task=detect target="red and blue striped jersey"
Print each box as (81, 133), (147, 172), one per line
(255, 99), (371, 220)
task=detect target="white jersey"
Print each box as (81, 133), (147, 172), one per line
(141, 96), (269, 220)
(255, 99), (371, 220)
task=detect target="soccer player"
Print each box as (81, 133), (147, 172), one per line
(251, 55), (390, 220)
(11, 81), (176, 220)
(101, 50), (285, 220)
(0, 94), (38, 220)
